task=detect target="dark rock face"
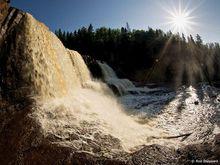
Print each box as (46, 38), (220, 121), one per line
(129, 145), (178, 165)
(177, 136), (220, 164)
(0, 0), (9, 23)
(0, 6), (25, 103)
(83, 55), (103, 79)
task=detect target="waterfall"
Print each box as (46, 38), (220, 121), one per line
(98, 61), (135, 95)
(0, 12), (166, 152)
(2, 5), (220, 163)
(98, 61), (117, 78)
(67, 49), (92, 87)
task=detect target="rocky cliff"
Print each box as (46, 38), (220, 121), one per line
(0, 2), (219, 165)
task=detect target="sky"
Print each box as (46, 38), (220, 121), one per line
(12, 0), (220, 43)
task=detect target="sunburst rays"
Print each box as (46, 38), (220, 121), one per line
(159, 0), (203, 35)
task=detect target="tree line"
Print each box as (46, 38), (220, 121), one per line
(55, 24), (220, 86)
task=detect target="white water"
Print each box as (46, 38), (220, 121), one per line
(120, 83), (220, 146)
(34, 52), (166, 150)
(21, 14), (220, 154)
(98, 61), (135, 95)
(24, 14), (167, 152)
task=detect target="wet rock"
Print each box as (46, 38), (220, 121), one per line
(0, 6), (25, 102)
(83, 56), (103, 79)
(108, 84), (121, 96)
(0, 0), (10, 23)
(194, 101), (199, 105)
(212, 133), (220, 158)
(130, 145), (178, 165)
(177, 134), (220, 163)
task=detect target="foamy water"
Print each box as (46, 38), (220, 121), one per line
(34, 85), (169, 151)
(24, 15), (167, 151)
(98, 61), (135, 95)
(20, 14), (220, 154)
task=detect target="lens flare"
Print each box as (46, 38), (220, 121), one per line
(162, 0), (199, 35)
(171, 12), (189, 31)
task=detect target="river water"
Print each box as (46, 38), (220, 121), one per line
(98, 62), (220, 148)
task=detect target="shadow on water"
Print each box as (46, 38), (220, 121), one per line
(120, 82), (220, 137)
(120, 84), (178, 123)
(176, 87), (191, 115)
(195, 84), (205, 103)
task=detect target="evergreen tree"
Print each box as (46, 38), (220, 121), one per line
(195, 34), (203, 46)
(55, 25), (220, 85)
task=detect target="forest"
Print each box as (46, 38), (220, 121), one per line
(55, 24), (220, 87)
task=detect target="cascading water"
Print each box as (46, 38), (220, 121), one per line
(14, 14), (167, 152)
(1, 5), (220, 163)
(98, 61), (135, 95)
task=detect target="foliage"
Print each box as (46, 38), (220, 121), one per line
(55, 24), (220, 86)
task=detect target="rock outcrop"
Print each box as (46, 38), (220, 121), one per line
(0, 0), (9, 23)
(0, 2), (220, 165)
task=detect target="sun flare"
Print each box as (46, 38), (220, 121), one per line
(171, 12), (189, 29)
(164, 1), (198, 35)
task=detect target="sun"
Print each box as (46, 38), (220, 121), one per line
(169, 11), (191, 34)
(163, 0), (198, 35)
(172, 12), (188, 29)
